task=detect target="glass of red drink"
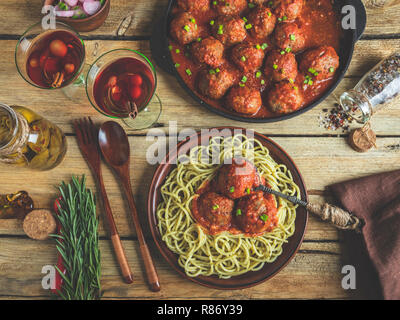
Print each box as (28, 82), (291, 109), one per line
(86, 49), (161, 130)
(15, 21), (85, 94)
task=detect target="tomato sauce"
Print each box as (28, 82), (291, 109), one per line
(168, 0), (342, 119)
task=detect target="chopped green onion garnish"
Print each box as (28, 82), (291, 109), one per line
(215, 68), (220, 73)
(289, 34), (296, 41)
(261, 43), (268, 50)
(183, 25), (190, 32)
(289, 78), (294, 83)
(197, 37), (202, 42)
(256, 71), (262, 78)
(285, 47), (291, 53)
(241, 56), (246, 62)
(245, 24), (253, 29)
(261, 79), (265, 85)
(213, 204), (219, 210)
(191, 18), (196, 23)
(246, 188), (251, 194)
(236, 209), (242, 216)
(256, 44), (261, 50)
(218, 24), (224, 34)
(239, 83), (246, 87)
(186, 69), (192, 76)
(209, 69), (216, 75)
(248, 3), (255, 8)
(243, 17), (248, 22)
(174, 63), (180, 68)
(260, 214), (268, 222)
(168, 45), (173, 51)
(278, 17), (282, 22)
(210, 20), (215, 26)
(241, 76), (247, 83)
(267, 11), (272, 17)
(175, 49), (180, 54)
(308, 67), (316, 74)
(280, 50), (285, 55)
(329, 67), (335, 72)
(213, 1), (217, 5)
(273, 64), (278, 70)
(230, 186), (235, 193)
(283, 16), (288, 21)
(293, 86), (298, 90)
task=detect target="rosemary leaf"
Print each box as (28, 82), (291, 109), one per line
(51, 175), (101, 300)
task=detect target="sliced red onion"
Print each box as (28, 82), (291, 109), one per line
(55, 10), (75, 17)
(83, 1), (101, 16)
(64, 0), (78, 6)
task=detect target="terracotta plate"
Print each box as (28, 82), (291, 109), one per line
(147, 127), (308, 289)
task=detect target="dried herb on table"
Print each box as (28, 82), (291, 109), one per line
(52, 175), (101, 300)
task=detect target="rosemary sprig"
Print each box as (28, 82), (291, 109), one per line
(52, 175), (101, 300)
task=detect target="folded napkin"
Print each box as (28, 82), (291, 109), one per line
(330, 170), (400, 300)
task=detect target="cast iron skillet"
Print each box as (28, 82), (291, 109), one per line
(151, 0), (366, 123)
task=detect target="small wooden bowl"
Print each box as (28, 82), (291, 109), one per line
(43, 0), (110, 32)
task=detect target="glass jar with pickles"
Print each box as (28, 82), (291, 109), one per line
(0, 103), (67, 170)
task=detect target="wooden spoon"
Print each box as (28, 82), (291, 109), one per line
(98, 121), (161, 292)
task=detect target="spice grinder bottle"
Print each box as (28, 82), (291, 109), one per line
(0, 103), (67, 170)
(339, 52), (400, 123)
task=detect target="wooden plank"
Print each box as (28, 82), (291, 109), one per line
(1, 135), (399, 239)
(1, 39), (400, 136)
(0, 238), (351, 299)
(0, 1), (399, 37)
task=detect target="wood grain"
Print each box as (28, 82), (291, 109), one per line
(0, 39), (400, 136)
(1, 0), (400, 37)
(0, 238), (352, 299)
(1, 0), (398, 300)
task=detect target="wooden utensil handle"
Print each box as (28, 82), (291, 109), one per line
(140, 243), (161, 292)
(121, 177), (161, 292)
(94, 170), (134, 284)
(111, 234), (134, 284)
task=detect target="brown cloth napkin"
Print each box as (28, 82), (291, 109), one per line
(330, 170), (400, 300)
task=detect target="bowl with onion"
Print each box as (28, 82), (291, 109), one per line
(43, 0), (110, 32)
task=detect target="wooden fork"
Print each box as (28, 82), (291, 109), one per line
(73, 117), (134, 284)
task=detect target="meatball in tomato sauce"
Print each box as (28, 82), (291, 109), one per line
(217, 158), (261, 200)
(192, 37), (224, 68)
(213, 0), (247, 16)
(274, 22), (305, 53)
(231, 43), (265, 73)
(177, 0), (209, 13)
(267, 81), (303, 113)
(212, 16), (247, 46)
(195, 192), (235, 232)
(235, 191), (278, 235)
(264, 50), (298, 82)
(248, 7), (277, 39)
(299, 46), (339, 80)
(226, 86), (262, 115)
(198, 67), (237, 100)
(273, 0), (304, 21)
(170, 12), (200, 45)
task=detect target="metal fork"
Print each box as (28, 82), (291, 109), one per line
(73, 117), (134, 284)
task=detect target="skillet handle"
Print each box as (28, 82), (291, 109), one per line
(150, 16), (175, 75)
(343, 0), (367, 41)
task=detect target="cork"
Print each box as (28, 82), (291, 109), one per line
(348, 122), (377, 153)
(23, 210), (57, 240)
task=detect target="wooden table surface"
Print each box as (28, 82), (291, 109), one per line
(1, 0), (399, 300)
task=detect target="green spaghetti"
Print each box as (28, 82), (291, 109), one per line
(156, 134), (300, 278)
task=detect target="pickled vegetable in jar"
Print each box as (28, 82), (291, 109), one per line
(340, 52), (400, 123)
(0, 103), (67, 170)
(0, 191), (34, 219)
